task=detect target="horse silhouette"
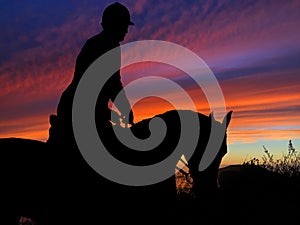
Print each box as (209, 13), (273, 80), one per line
(0, 109), (232, 225)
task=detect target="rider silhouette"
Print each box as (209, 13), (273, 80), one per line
(47, 2), (134, 145)
(43, 3), (183, 224)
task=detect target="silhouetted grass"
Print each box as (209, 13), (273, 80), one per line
(175, 168), (198, 204)
(19, 216), (37, 225)
(243, 140), (300, 178)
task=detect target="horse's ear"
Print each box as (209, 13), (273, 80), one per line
(222, 110), (233, 128)
(209, 111), (215, 121)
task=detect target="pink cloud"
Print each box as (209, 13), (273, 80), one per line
(1, 0), (300, 149)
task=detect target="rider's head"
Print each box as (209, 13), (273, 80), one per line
(101, 2), (135, 42)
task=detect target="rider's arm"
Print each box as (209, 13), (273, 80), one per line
(110, 72), (134, 125)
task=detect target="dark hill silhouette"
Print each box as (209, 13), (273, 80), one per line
(179, 164), (300, 225)
(0, 109), (232, 225)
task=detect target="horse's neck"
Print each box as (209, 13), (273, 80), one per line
(187, 116), (211, 173)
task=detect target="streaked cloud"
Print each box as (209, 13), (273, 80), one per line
(0, 0), (300, 164)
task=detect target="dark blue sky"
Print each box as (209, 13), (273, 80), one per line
(1, 0), (300, 165)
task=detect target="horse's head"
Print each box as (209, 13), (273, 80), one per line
(185, 110), (233, 196)
(208, 110), (233, 160)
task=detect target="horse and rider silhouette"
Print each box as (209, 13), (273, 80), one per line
(1, 2), (232, 224)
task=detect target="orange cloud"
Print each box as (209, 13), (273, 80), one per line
(1, 0), (300, 168)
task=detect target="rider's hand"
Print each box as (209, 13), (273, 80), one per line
(122, 110), (134, 127)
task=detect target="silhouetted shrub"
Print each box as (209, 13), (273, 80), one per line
(244, 140), (300, 178)
(175, 166), (193, 196)
(19, 216), (37, 225)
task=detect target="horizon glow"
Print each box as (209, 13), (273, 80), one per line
(1, 0), (300, 166)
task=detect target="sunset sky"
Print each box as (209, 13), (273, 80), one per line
(1, 0), (300, 167)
